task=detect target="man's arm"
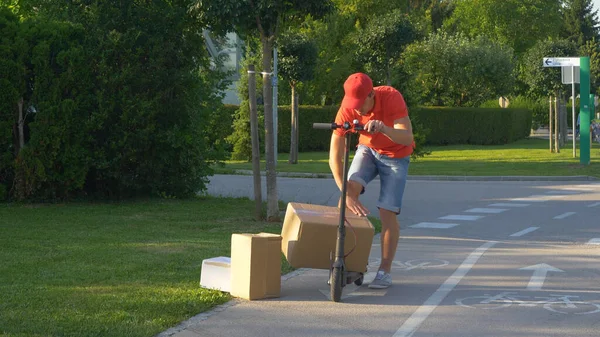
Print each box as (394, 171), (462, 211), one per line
(329, 133), (345, 191)
(381, 116), (414, 145)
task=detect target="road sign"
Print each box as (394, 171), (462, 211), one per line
(543, 57), (580, 67)
(562, 66), (580, 84)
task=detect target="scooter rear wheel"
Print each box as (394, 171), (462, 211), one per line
(330, 267), (343, 302)
(354, 275), (364, 286)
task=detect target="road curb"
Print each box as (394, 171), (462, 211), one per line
(224, 170), (598, 182)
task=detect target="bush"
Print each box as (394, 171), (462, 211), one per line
(226, 104), (431, 160)
(412, 107), (532, 145)
(481, 96), (550, 130)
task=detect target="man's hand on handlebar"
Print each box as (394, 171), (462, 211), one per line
(364, 120), (384, 134)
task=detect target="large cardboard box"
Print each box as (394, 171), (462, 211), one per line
(230, 233), (282, 300)
(199, 256), (231, 292)
(281, 202), (374, 272)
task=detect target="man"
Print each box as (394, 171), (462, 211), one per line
(329, 73), (414, 289)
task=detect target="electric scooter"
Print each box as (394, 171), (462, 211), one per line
(313, 119), (365, 302)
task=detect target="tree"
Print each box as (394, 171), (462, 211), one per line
(520, 38), (578, 147)
(561, 0), (600, 47)
(403, 32), (515, 107)
(277, 32), (317, 164)
(3, 0), (229, 200)
(444, 0), (562, 56)
(193, 0), (334, 221)
(355, 9), (420, 85)
(580, 37), (600, 95)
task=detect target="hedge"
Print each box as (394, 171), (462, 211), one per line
(412, 107), (532, 145)
(223, 105), (532, 159)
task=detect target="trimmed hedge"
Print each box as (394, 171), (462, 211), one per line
(412, 107), (532, 145)
(224, 105), (532, 158)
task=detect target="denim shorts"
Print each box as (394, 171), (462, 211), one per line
(347, 145), (410, 214)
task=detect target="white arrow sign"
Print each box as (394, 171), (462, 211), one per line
(543, 57), (580, 67)
(519, 263), (564, 291)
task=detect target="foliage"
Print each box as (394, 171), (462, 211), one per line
(580, 37), (600, 95)
(354, 9), (421, 85)
(480, 96), (549, 129)
(443, 0), (562, 56)
(520, 38), (578, 97)
(277, 31), (318, 86)
(412, 107), (532, 145)
(227, 38), (264, 161)
(403, 32), (515, 107)
(0, 7), (19, 196)
(561, 0), (600, 47)
(1, 1), (230, 201)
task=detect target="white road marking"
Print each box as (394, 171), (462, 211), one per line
(588, 202), (600, 208)
(438, 215), (484, 221)
(587, 238), (600, 245)
(553, 212), (576, 219)
(519, 264), (564, 291)
(465, 208), (508, 214)
(511, 196), (548, 202)
(488, 203), (530, 208)
(545, 190), (580, 195)
(393, 241), (497, 337)
(410, 222), (459, 229)
(510, 227), (540, 237)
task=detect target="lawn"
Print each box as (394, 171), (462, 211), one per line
(0, 198), (294, 337)
(0, 197), (382, 337)
(214, 138), (600, 178)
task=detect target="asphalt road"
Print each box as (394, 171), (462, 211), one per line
(162, 175), (600, 337)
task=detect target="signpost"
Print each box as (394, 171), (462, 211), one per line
(543, 57), (591, 165)
(562, 66), (579, 158)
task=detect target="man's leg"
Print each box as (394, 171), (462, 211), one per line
(344, 145), (378, 216)
(377, 208), (399, 273)
(368, 154), (409, 289)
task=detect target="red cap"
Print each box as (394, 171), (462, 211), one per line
(341, 73), (373, 110)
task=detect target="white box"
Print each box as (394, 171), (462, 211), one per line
(199, 256), (231, 292)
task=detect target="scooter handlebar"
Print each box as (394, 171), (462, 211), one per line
(313, 120), (364, 131)
(312, 123), (337, 130)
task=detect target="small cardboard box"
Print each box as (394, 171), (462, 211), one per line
(199, 256), (231, 292)
(281, 202), (374, 272)
(230, 233), (282, 300)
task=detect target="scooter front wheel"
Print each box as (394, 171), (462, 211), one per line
(330, 267), (343, 302)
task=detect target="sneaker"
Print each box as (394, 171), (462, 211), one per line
(368, 270), (392, 289)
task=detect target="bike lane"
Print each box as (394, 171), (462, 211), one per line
(407, 239), (600, 337)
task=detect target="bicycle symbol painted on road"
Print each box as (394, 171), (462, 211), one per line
(369, 258), (449, 270)
(456, 292), (600, 315)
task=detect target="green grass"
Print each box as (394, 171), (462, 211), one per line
(215, 138), (600, 178)
(0, 197), (294, 337)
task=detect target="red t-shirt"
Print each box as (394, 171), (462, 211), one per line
(333, 86), (414, 158)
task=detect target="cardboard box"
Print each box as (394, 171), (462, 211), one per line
(281, 202), (374, 272)
(230, 233), (282, 300)
(199, 256), (231, 292)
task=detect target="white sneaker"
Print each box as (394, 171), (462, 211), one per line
(368, 270), (392, 289)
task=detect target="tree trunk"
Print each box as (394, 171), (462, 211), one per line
(554, 92), (560, 153)
(248, 65), (263, 221)
(549, 95), (553, 152)
(261, 36), (279, 222)
(17, 97), (24, 152)
(289, 83), (298, 164)
(559, 93), (568, 148)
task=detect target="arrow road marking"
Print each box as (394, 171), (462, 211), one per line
(519, 263), (564, 291)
